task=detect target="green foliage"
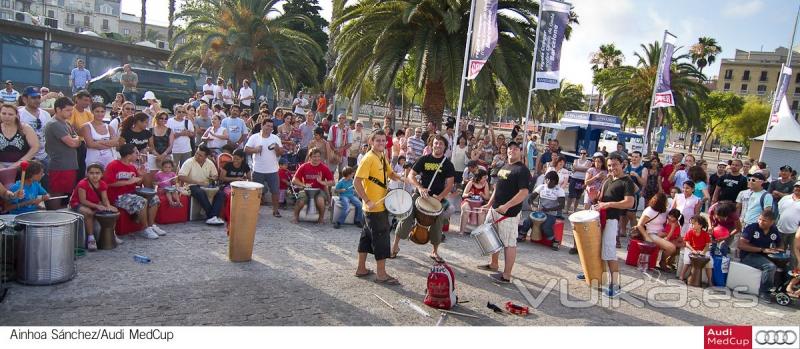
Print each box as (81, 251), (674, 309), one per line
(690, 37), (722, 74)
(534, 80), (586, 122)
(282, 0), (329, 87)
(698, 91), (744, 133)
(718, 97), (769, 145)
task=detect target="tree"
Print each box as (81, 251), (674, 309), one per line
(140, 0), (147, 41)
(589, 43), (624, 112)
(718, 97), (770, 147)
(282, 0), (329, 88)
(690, 37), (722, 74)
(331, 0), (577, 127)
(167, 0), (176, 47)
(171, 0), (322, 93)
(534, 80), (586, 122)
(697, 91), (745, 157)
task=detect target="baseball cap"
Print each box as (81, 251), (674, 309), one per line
(22, 86), (41, 97)
(593, 152), (604, 158)
(718, 161), (728, 166)
(780, 165), (793, 172)
(4, 80), (12, 84)
(748, 172), (766, 181)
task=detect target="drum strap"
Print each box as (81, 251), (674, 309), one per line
(367, 153), (389, 189)
(87, 181), (103, 202)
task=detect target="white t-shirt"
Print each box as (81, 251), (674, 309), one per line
(246, 132), (282, 174)
(17, 106), (51, 160)
(641, 207), (667, 234)
(674, 193), (700, 234)
(166, 117), (195, 154)
(213, 85), (224, 101)
(202, 83), (215, 95)
(533, 184), (566, 216)
(222, 88), (234, 104)
(777, 195), (800, 235)
(238, 87), (253, 106)
(293, 97), (308, 114)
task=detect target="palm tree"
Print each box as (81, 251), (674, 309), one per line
(589, 43), (624, 112)
(534, 80), (586, 122)
(167, 0), (176, 47)
(331, 0), (577, 126)
(139, 0), (147, 42)
(598, 41), (709, 149)
(171, 0), (322, 92)
(690, 37), (722, 74)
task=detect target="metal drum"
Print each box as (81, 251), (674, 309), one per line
(94, 211), (120, 250)
(135, 187), (157, 201)
(471, 222), (504, 256)
(466, 196), (483, 226)
(0, 215), (17, 282)
(55, 209), (87, 251)
(229, 181), (263, 262)
(14, 211), (79, 285)
(529, 211), (547, 241)
(384, 189), (412, 220)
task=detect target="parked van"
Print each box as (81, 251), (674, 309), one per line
(89, 67), (196, 110)
(598, 131), (645, 154)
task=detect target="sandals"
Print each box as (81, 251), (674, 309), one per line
(490, 273), (512, 283)
(429, 255), (445, 263)
(355, 269), (374, 278)
(477, 264), (499, 271)
(374, 276), (400, 285)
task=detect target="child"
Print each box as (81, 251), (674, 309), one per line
(155, 159), (182, 207)
(529, 171), (566, 251)
(70, 163), (118, 251)
(7, 160), (49, 214)
(678, 215), (712, 284)
(388, 156), (407, 190)
(658, 209), (684, 270)
(333, 167), (363, 229)
(459, 169), (490, 235)
(277, 158), (291, 207)
(356, 143), (369, 166)
(221, 149), (251, 185)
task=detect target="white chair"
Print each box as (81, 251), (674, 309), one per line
(725, 261), (763, 295)
(331, 196), (356, 225)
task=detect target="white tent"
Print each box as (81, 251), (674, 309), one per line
(749, 98), (800, 170)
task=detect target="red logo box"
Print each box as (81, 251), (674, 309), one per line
(705, 326), (752, 349)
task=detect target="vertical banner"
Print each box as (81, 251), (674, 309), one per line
(466, 0), (499, 80)
(769, 65), (792, 126)
(652, 35), (676, 108)
(656, 126), (669, 153)
(533, 0), (571, 90)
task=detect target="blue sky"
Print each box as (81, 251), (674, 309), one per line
(124, 0), (800, 93)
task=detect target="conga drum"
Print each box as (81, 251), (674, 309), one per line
(530, 211), (547, 241)
(228, 181), (263, 262)
(411, 196), (443, 245)
(94, 211), (119, 250)
(466, 195), (483, 226)
(303, 187), (321, 217)
(569, 210), (606, 287)
(688, 253), (710, 287)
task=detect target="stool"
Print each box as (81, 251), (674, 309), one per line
(532, 219), (564, 247)
(331, 196), (356, 224)
(625, 239), (660, 269)
(725, 261), (763, 295)
(156, 193), (190, 225)
(115, 209), (143, 236)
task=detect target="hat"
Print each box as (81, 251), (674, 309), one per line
(718, 161), (728, 166)
(4, 80), (11, 84)
(142, 91), (156, 100)
(22, 86), (40, 97)
(278, 158), (288, 165)
(748, 172), (766, 181)
(355, 120), (363, 125)
(593, 152), (604, 158)
(794, 180), (800, 187)
(466, 160), (478, 167)
(780, 165), (794, 172)
(507, 141), (521, 149)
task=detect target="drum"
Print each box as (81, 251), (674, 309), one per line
(384, 189), (412, 220)
(569, 210), (605, 287)
(0, 216), (17, 282)
(135, 187), (157, 201)
(94, 211), (119, 250)
(529, 211), (547, 241)
(471, 222), (504, 256)
(14, 211), (79, 285)
(229, 181), (263, 262)
(466, 196), (483, 226)
(414, 196), (443, 227)
(303, 187), (321, 216)
(688, 253), (710, 287)
(43, 196), (68, 210)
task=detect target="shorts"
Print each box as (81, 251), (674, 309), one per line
(48, 169), (77, 194)
(297, 188), (329, 203)
(601, 219), (619, 261)
(485, 208), (519, 248)
(115, 193), (159, 215)
(253, 171), (280, 195)
(681, 249), (712, 269)
(394, 193), (446, 245)
(358, 211), (391, 260)
(568, 177), (585, 199)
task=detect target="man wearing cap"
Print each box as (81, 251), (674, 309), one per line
(713, 159), (748, 204)
(69, 59), (91, 95)
(120, 64), (138, 102)
(1, 80), (19, 104)
(777, 180), (800, 269)
(737, 172), (774, 226)
(18, 87), (51, 172)
(769, 165), (796, 201)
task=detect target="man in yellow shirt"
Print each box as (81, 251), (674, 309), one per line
(69, 90), (93, 180)
(178, 145), (225, 225)
(354, 130), (406, 285)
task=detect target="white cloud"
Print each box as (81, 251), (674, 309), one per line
(722, 0), (764, 18)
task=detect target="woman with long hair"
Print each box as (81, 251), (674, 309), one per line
(583, 154), (607, 209)
(149, 110), (175, 169)
(81, 102), (118, 168)
(688, 165), (710, 204)
(0, 103), (39, 169)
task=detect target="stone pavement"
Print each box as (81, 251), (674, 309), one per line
(1, 207), (798, 326)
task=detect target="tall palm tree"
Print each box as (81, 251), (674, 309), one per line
(598, 41), (709, 147)
(167, 0), (176, 47)
(331, 0), (577, 126)
(171, 0), (322, 92)
(139, 0), (147, 42)
(589, 43), (624, 112)
(690, 37), (722, 74)
(534, 80), (586, 122)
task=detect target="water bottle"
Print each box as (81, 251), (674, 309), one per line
(133, 255), (151, 263)
(637, 252), (649, 271)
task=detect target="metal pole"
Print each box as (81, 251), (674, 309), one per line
(644, 30), (673, 153)
(759, 1), (800, 162)
(522, 1), (544, 148)
(454, 0), (477, 142)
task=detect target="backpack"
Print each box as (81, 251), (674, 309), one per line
(424, 262), (457, 310)
(757, 191), (778, 217)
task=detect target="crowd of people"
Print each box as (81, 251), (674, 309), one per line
(2, 69), (800, 302)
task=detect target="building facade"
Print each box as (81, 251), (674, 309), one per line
(716, 47), (800, 112)
(119, 12), (169, 49)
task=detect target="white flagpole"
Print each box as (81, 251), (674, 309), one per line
(644, 29), (674, 153)
(759, 2), (800, 162)
(454, 0), (477, 141)
(522, 0), (544, 163)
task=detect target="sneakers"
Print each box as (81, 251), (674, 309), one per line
(140, 227), (159, 239)
(758, 293), (773, 304)
(604, 285), (621, 298)
(551, 241), (560, 251)
(151, 225), (167, 236)
(115, 234), (124, 245)
(333, 222), (341, 229)
(576, 273), (586, 280)
(205, 217), (225, 225)
(87, 237), (97, 251)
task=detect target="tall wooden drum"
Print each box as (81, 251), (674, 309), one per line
(228, 181), (263, 262)
(569, 210), (606, 287)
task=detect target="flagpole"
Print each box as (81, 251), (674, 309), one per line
(644, 29), (674, 154)
(522, 1), (544, 162)
(454, 0), (477, 142)
(759, 2), (800, 162)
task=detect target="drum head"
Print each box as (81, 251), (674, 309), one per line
(15, 211), (79, 226)
(231, 181), (264, 190)
(569, 210), (599, 223)
(385, 189), (412, 215)
(530, 211), (547, 220)
(416, 196), (442, 213)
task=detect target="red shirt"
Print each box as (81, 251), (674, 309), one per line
(293, 162), (333, 190)
(659, 163), (676, 193)
(104, 160), (139, 204)
(278, 168), (291, 190)
(684, 229), (710, 251)
(70, 178), (108, 208)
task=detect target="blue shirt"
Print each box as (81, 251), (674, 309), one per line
(744, 190), (773, 225)
(739, 222), (781, 259)
(221, 116), (248, 143)
(335, 178), (356, 198)
(70, 67), (92, 90)
(526, 141), (538, 171)
(8, 180), (48, 214)
(0, 89), (19, 103)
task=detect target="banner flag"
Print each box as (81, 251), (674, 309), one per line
(769, 65), (793, 126)
(652, 35), (676, 108)
(466, 0), (499, 80)
(533, 0), (571, 90)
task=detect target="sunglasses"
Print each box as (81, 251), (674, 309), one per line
(580, 152), (587, 155)
(123, 107), (134, 111)
(749, 178), (762, 182)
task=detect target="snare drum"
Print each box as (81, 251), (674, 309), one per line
(471, 222), (504, 256)
(569, 210), (605, 286)
(384, 189), (412, 220)
(466, 196), (483, 226)
(229, 181), (263, 262)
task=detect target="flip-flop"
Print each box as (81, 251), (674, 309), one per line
(355, 269), (374, 278)
(489, 273), (512, 283)
(374, 276), (400, 285)
(429, 255), (445, 263)
(477, 264), (498, 271)
(388, 250), (399, 259)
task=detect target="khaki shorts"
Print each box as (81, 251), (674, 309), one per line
(484, 208), (519, 248)
(297, 189), (329, 203)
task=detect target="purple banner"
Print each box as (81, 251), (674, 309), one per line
(533, 0), (571, 90)
(769, 65), (792, 126)
(467, 0), (498, 80)
(652, 36), (676, 108)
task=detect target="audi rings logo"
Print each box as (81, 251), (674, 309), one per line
(756, 331), (798, 346)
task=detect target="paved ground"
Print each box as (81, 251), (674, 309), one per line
(1, 206), (797, 326)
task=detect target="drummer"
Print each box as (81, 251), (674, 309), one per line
(737, 210), (784, 302)
(354, 130), (407, 285)
(529, 171), (566, 251)
(69, 163), (117, 251)
(291, 147), (335, 224)
(5, 160), (49, 214)
(178, 145), (226, 226)
(104, 143), (164, 239)
(390, 135), (455, 262)
(458, 169), (490, 234)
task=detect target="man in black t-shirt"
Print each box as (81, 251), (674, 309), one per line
(391, 135), (455, 261)
(477, 142), (531, 283)
(712, 159), (747, 203)
(708, 161), (727, 204)
(596, 154), (635, 298)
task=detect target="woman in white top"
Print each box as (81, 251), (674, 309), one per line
(451, 135), (469, 185)
(81, 102), (118, 168)
(202, 114), (229, 156)
(567, 149), (592, 213)
(637, 192), (680, 265)
(672, 180), (701, 236)
(545, 155), (570, 191)
(222, 82), (235, 107)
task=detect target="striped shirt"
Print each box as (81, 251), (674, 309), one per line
(406, 136), (425, 165)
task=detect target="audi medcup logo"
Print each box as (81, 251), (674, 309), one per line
(753, 327), (800, 349)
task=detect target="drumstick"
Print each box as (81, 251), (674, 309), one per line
(47, 195), (69, 201)
(374, 294), (396, 311)
(17, 160), (29, 194)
